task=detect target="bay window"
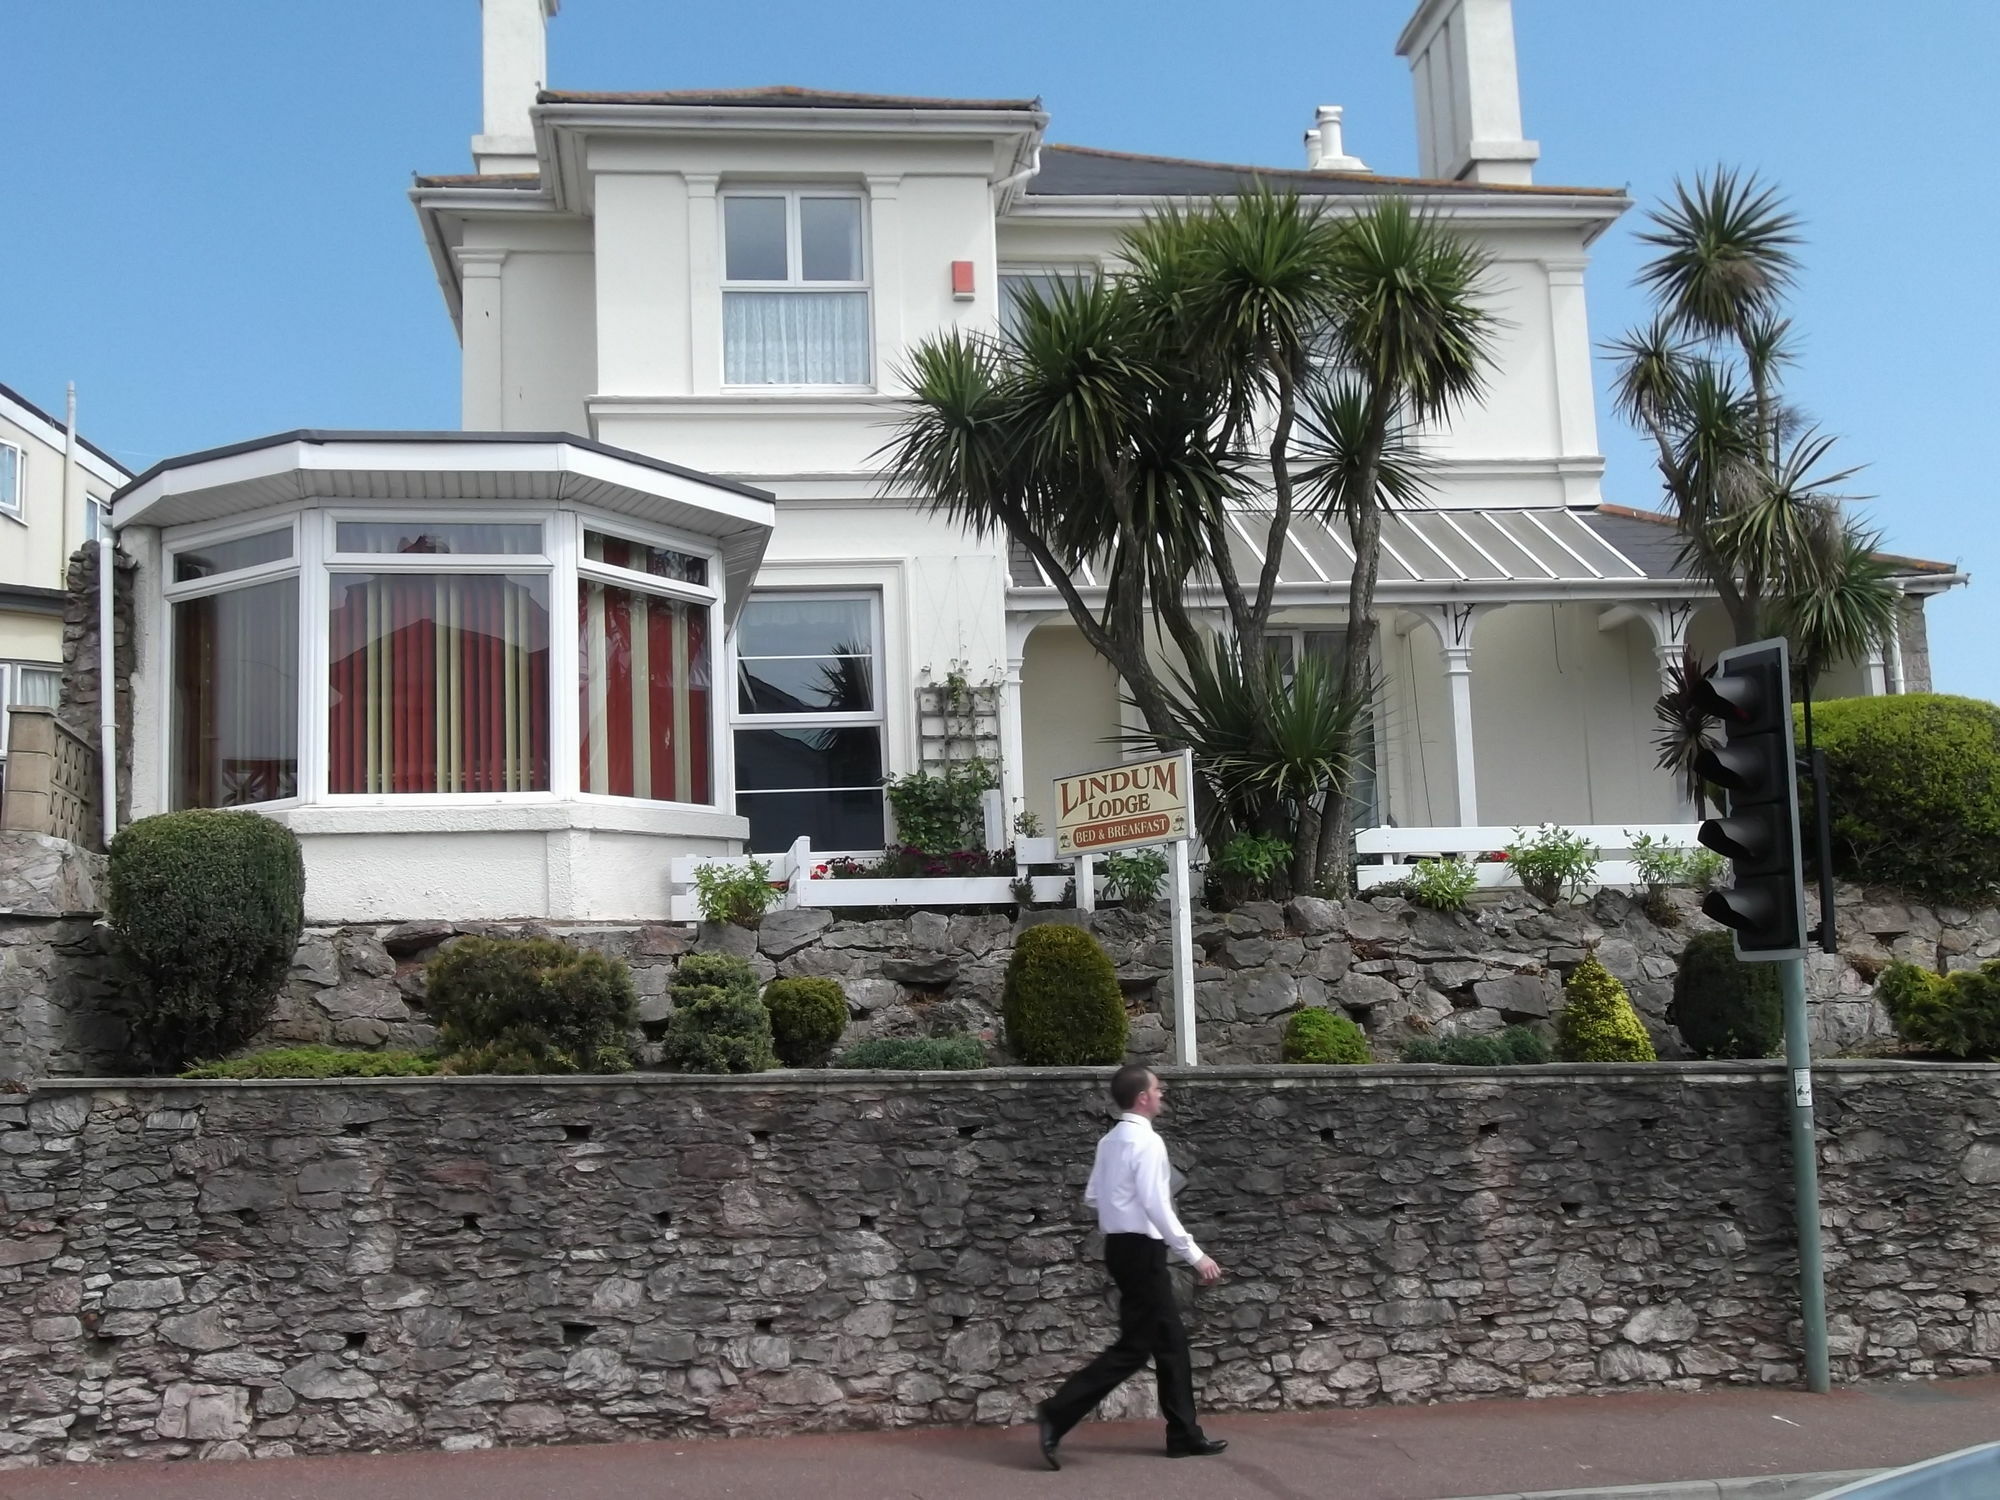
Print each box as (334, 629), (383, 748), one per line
(723, 190), (870, 386)
(162, 510), (723, 813)
(732, 592), (885, 851)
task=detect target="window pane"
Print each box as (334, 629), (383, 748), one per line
(737, 596), (873, 659)
(0, 445), (18, 511)
(580, 579), (712, 803)
(999, 271), (1086, 337)
(723, 291), (869, 385)
(173, 527), (293, 582)
(734, 726), (882, 792)
(327, 573), (550, 794)
(13, 667), (61, 709)
(584, 531), (707, 588)
(737, 655), (873, 714)
(173, 577), (300, 808)
(739, 788), (886, 853)
(799, 197), (862, 282)
(724, 196), (789, 281)
(336, 522), (543, 555)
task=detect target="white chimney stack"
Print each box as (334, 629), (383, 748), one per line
(474, 0), (559, 175)
(1395, 0), (1540, 185)
(1304, 105), (1368, 172)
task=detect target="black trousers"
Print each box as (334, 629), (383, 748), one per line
(1043, 1233), (1201, 1445)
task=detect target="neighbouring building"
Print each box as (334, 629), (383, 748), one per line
(99, 0), (1967, 923)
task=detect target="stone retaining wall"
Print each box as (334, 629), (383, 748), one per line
(3, 1063), (1999, 1467)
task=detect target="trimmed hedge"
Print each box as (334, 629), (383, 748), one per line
(106, 811), (306, 1071)
(834, 1036), (986, 1070)
(1878, 959), (2000, 1059)
(1281, 1008), (1370, 1064)
(1001, 923), (1129, 1066)
(1802, 694), (2000, 905)
(1555, 954), (1657, 1063)
(182, 1046), (437, 1079)
(1402, 1026), (1551, 1067)
(426, 936), (637, 1074)
(1670, 931), (1783, 1059)
(763, 977), (849, 1067)
(662, 953), (775, 1074)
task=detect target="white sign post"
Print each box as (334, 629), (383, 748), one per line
(1054, 750), (1199, 1066)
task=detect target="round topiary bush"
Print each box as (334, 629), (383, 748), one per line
(427, 936), (638, 1074)
(106, 810), (306, 1071)
(1555, 954), (1657, 1063)
(1001, 923), (1128, 1066)
(1802, 694), (2000, 905)
(1281, 1008), (1370, 1064)
(763, 976), (849, 1067)
(1669, 930), (1783, 1059)
(662, 952), (776, 1074)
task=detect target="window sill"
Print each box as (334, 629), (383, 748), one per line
(270, 799), (749, 841)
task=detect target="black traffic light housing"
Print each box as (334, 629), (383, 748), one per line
(1694, 639), (1806, 961)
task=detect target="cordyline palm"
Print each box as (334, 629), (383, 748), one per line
(1312, 198), (1495, 893)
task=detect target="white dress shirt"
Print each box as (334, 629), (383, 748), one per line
(1083, 1112), (1204, 1266)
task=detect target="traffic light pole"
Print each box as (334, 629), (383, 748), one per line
(1779, 954), (1830, 1393)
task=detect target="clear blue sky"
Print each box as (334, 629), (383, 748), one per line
(3, 1), (1991, 699)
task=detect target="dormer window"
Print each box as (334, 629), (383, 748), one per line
(722, 190), (871, 387)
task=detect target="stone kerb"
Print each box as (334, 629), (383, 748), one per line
(5, 1063), (2000, 1466)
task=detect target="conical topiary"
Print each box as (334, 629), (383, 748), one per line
(1001, 923), (1129, 1066)
(1555, 953), (1657, 1063)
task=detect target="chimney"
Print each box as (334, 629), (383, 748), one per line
(473, 0), (559, 175)
(1303, 106), (1368, 172)
(1395, 0), (1540, 185)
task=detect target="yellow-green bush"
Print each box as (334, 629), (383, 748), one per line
(1555, 954), (1657, 1062)
(1801, 694), (2000, 905)
(662, 953), (775, 1074)
(1878, 959), (2000, 1059)
(1281, 1008), (1371, 1064)
(1001, 924), (1128, 1066)
(426, 936), (637, 1074)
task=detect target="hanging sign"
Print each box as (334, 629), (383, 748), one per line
(1053, 750), (1193, 856)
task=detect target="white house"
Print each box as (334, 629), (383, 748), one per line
(0, 381), (127, 801)
(104, 0), (1965, 923)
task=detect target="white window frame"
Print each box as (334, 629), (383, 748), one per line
(730, 587), (888, 853)
(0, 441), (25, 522)
(157, 504), (729, 815)
(159, 512), (306, 812)
(84, 495), (111, 543)
(997, 263), (1098, 338)
(719, 186), (873, 391)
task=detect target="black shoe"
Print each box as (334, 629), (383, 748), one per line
(1166, 1436), (1228, 1458)
(1036, 1405), (1062, 1471)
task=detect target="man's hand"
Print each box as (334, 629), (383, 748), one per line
(1195, 1256), (1222, 1284)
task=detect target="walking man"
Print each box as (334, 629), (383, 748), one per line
(1036, 1063), (1227, 1468)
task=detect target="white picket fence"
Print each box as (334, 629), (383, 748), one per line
(1354, 823), (1702, 892)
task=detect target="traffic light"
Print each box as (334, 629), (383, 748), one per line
(1694, 639), (1806, 960)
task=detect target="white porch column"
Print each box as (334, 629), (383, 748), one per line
(1864, 647), (1889, 698)
(1000, 613), (1056, 831)
(455, 248), (508, 430)
(1417, 603), (1486, 826)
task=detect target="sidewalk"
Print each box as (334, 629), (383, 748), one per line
(3, 1376), (1995, 1500)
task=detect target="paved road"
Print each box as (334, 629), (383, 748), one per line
(4, 1377), (1997, 1500)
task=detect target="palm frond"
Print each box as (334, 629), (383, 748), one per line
(1637, 168), (1802, 338)
(1768, 519), (1900, 687)
(1652, 647), (1719, 815)
(1292, 372), (1436, 521)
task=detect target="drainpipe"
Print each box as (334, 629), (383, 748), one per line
(88, 388), (117, 844)
(61, 385), (77, 583)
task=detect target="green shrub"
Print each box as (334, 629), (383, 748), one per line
(426, 937), (637, 1074)
(834, 1036), (986, 1070)
(1669, 931), (1783, 1059)
(1281, 1008), (1370, 1064)
(1802, 695), (2000, 905)
(1103, 849), (1170, 908)
(1401, 1026), (1551, 1066)
(106, 811), (306, 1071)
(1504, 824), (1599, 905)
(692, 858), (781, 928)
(1209, 831), (1290, 905)
(883, 760), (998, 854)
(1878, 959), (2000, 1059)
(1001, 924), (1129, 1065)
(662, 953), (775, 1074)
(1407, 856), (1478, 912)
(181, 1045), (438, 1079)
(763, 976), (849, 1066)
(1555, 954), (1657, 1062)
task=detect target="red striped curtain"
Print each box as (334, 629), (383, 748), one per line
(328, 573), (550, 794)
(579, 579), (711, 803)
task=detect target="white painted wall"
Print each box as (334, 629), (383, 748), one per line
(0, 396), (125, 662)
(1019, 624), (1124, 833)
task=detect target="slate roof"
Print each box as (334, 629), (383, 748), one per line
(1022, 144), (1625, 200)
(538, 85), (1042, 112)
